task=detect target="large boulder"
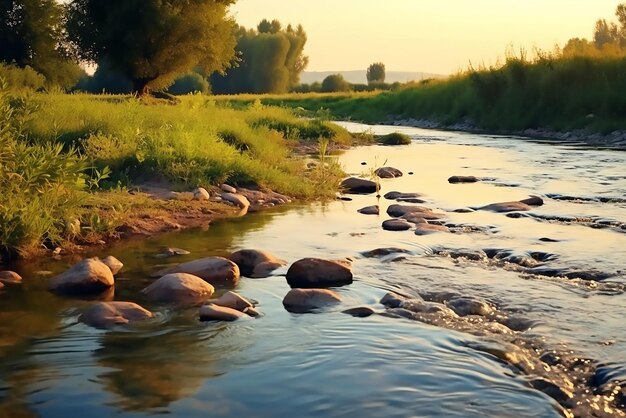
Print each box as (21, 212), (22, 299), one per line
(154, 257), (240, 287)
(49, 258), (114, 295)
(0, 271), (22, 285)
(199, 303), (249, 321)
(282, 288), (342, 313)
(142, 273), (215, 305)
(101, 256), (123, 275)
(286, 258), (353, 288)
(80, 301), (153, 329)
(341, 177), (377, 194)
(448, 175), (479, 184)
(208, 291), (253, 312)
(228, 249), (286, 278)
(375, 167), (403, 178)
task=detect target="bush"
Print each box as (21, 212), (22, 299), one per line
(0, 63), (45, 91)
(378, 132), (411, 145)
(321, 74), (350, 92)
(168, 73), (210, 95)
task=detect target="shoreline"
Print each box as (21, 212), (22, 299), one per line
(386, 117), (626, 150)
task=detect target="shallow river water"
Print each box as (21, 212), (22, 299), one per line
(1, 123), (625, 417)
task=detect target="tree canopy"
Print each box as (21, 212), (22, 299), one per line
(212, 19), (308, 94)
(66, 0), (238, 95)
(562, 2), (626, 56)
(0, 0), (82, 88)
(366, 62), (386, 84)
(321, 73), (350, 93)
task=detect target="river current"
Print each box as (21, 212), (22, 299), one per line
(1, 123), (625, 417)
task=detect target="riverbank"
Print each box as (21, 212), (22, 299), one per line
(0, 91), (356, 261)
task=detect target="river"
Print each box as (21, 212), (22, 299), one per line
(1, 122), (625, 417)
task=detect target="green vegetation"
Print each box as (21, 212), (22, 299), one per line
(367, 62), (386, 84)
(0, 88), (353, 258)
(321, 74), (351, 93)
(379, 132), (411, 145)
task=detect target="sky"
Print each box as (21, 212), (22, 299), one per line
(230, 0), (622, 74)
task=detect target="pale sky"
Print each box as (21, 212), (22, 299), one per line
(230, 0), (622, 74)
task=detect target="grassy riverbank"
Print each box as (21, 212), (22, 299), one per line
(220, 54), (626, 134)
(0, 91), (354, 259)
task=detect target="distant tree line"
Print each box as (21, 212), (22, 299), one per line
(562, 3), (626, 57)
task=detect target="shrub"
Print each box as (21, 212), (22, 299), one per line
(378, 132), (411, 145)
(321, 74), (350, 92)
(168, 73), (210, 95)
(0, 63), (45, 91)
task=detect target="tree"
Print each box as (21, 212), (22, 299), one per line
(0, 0), (82, 88)
(211, 20), (308, 94)
(366, 62), (386, 84)
(66, 0), (238, 95)
(321, 73), (350, 92)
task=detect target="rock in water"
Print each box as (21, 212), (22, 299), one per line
(382, 219), (412, 231)
(208, 291), (253, 312)
(221, 192), (250, 209)
(0, 271), (22, 285)
(80, 301), (153, 329)
(448, 175), (479, 184)
(358, 205), (379, 215)
(375, 167), (403, 178)
(228, 249), (286, 278)
(342, 306), (376, 317)
(49, 258), (114, 295)
(199, 304), (249, 321)
(414, 224), (449, 235)
(286, 258), (353, 288)
(477, 201), (532, 213)
(154, 257), (240, 287)
(101, 255), (123, 275)
(340, 177), (377, 194)
(142, 273), (215, 304)
(282, 288), (342, 313)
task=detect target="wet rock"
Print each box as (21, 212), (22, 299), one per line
(453, 208), (475, 213)
(387, 204), (444, 219)
(154, 257), (240, 287)
(539, 237), (560, 242)
(208, 291), (253, 312)
(400, 213), (428, 224)
(433, 248), (488, 262)
(375, 166), (403, 178)
(282, 288), (342, 313)
(530, 378), (574, 406)
(101, 255), (123, 275)
(49, 258), (114, 295)
(80, 301), (153, 329)
(380, 291), (407, 308)
(0, 270), (22, 285)
(401, 299), (458, 317)
(155, 247), (191, 258)
(193, 187), (210, 201)
(383, 191), (422, 200)
(286, 258), (353, 288)
(414, 224), (449, 235)
(358, 205), (379, 215)
(220, 183), (237, 193)
(340, 177), (377, 194)
(228, 249), (286, 278)
(589, 364), (626, 389)
(448, 175), (479, 184)
(396, 197), (426, 204)
(342, 306), (376, 317)
(142, 273), (215, 305)
(199, 303), (249, 321)
(243, 306), (261, 317)
(361, 248), (411, 258)
(382, 308), (417, 319)
(540, 351), (562, 366)
(221, 192), (250, 209)
(501, 315), (536, 332)
(477, 201), (533, 213)
(447, 297), (495, 317)
(526, 266), (614, 281)
(519, 195), (544, 206)
(382, 219), (412, 231)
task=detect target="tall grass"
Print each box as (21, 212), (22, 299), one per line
(237, 53), (626, 134)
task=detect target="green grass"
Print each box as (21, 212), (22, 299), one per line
(227, 54), (626, 134)
(0, 90), (352, 258)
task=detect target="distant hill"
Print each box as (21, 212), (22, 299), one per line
(300, 70), (445, 85)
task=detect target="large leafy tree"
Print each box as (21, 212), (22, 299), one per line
(66, 0), (238, 95)
(212, 20), (308, 94)
(366, 62), (385, 84)
(0, 0), (82, 88)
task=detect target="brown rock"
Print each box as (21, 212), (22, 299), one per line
(286, 258), (353, 288)
(358, 205), (379, 215)
(382, 219), (412, 231)
(478, 201), (532, 213)
(101, 255), (123, 275)
(340, 177), (377, 194)
(282, 288), (342, 313)
(199, 303), (249, 321)
(400, 213), (428, 224)
(221, 192), (250, 209)
(228, 249), (286, 278)
(520, 195), (544, 206)
(80, 301), (153, 329)
(414, 224), (450, 235)
(0, 270), (22, 285)
(49, 258), (114, 295)
(342, 306), (376, 317)
(375, 167), (403, 178)
(208, 291), (253, 312)
(448, 175), (479, 184)
(387, 204), (445, 219)
(142, 273), (215, 305)
(154, 257), (240, 287)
